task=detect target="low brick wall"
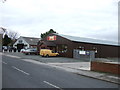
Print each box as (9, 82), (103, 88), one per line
(91, 61), (120, 75)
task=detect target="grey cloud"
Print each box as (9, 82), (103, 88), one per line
(0, 0), (118, 41)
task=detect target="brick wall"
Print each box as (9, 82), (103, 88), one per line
(91, 61), (120, 75)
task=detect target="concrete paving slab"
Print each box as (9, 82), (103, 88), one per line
(48, 62), (90, 71)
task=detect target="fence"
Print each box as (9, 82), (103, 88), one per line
(73, 49), (95, 61)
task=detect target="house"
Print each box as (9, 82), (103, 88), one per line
(38, 33), (119, 58)
(13, 36), (40, 52)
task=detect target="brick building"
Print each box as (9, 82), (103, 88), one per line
(38, 33), (119, 58)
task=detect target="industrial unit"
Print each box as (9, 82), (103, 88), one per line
(38, 33), (119, 58)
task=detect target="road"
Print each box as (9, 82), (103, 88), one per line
(2, 55), (118, 89)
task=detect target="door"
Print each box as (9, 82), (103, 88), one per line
(17, 44), (24, 52)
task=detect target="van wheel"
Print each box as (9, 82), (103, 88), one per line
(56, 55), (59, 57)
(46, 54), (49, 57)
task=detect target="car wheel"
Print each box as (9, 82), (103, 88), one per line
(25, 53), (28, 55)
(56, 55), (59, 57)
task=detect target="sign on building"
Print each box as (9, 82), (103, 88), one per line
(47, 36), (56, 41)
(79, 51), (86, 55)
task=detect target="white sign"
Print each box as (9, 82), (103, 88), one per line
(79, 51), (86, 55)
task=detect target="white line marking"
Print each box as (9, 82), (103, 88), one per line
(43, 81), (62, 89)
(12, 66), (30, 75)
(2, 61), (7, 64)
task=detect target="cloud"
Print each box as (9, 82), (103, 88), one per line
(0, 0), (118, 42)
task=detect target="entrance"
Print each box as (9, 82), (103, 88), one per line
(17, 44), (24, 52)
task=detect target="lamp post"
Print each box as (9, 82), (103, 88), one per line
(0, 27), (6, 52)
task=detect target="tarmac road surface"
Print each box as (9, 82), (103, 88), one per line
(2, 55), (118, 89)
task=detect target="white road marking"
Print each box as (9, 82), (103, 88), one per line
(2, 61), (7, 64)
(43, 81), (62, 89)
(12, 66), (30, 75)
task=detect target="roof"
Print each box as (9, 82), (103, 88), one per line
(53, 33), (119, 46)
(21, 36), (40, 45)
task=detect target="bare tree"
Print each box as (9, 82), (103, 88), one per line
(0, 27), (19, 40)
(7, 30), (19, 40)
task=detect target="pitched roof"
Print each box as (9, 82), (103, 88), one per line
(21, 36), (40, 45)
(53, 33), (119, 46)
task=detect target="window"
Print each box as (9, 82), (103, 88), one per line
(30, 39), (33, 41)
(52, 51), (55, 53)
(93, 47), (97, 53)
(79, 46), (84, 51)
(57, 44), (68, 53)
(18, 40), (23, 43)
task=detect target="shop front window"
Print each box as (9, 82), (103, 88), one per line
(57, 44), (68, 53)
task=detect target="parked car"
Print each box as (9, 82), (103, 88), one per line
(2, 46), (8, 51)
(23, 48), (38, 55)
(40, 49), (59, 57)
(20, 49), (26, 53)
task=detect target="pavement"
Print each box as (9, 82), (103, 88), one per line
(48, 62), (90, 70)
(47, 63), (120, 85)
(2, 52), (120, 85)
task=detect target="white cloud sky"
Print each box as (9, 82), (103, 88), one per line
(0, 0), (119, 41)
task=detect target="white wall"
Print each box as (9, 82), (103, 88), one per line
(13, 36), (29, 49)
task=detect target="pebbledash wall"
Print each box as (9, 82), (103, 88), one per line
(38, 33), (119, 58)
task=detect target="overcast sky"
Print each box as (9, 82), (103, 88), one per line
(0, 0), (119, 42)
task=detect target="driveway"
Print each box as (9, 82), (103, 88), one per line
(3, 52), (90, 63)
(3, 52), (90, 71)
